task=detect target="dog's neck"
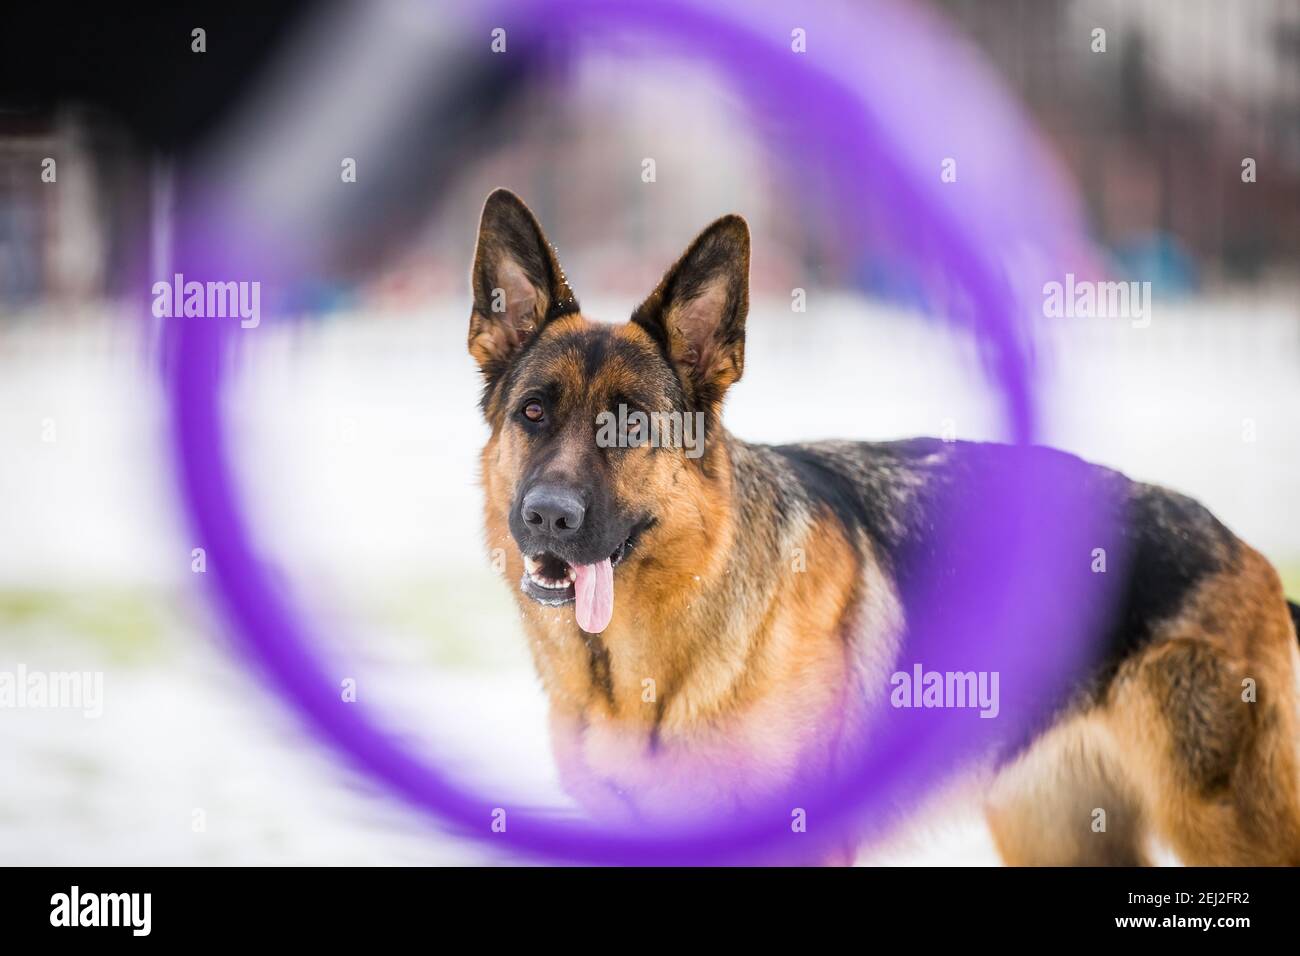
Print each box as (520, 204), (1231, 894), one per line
(515, 433), (861, 734)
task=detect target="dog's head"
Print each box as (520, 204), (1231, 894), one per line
(468, 189), (749, 633)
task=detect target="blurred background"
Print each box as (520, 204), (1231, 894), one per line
(1, 0), (1298, 864)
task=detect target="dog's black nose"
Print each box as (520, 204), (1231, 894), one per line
(521, 485), (585, 538)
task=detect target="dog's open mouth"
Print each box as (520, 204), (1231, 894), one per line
(519, 521), (649, 633)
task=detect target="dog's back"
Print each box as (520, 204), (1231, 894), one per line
(760, 437), (1300, 864)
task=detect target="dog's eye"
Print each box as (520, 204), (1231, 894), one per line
(522, 400), (545, 423)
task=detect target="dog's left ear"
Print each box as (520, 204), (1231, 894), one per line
(631, 215), (749, 410)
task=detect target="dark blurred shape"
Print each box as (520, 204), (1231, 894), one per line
(0, 2), (316, 154)
(0, 2), (319, 302)
(0, 0), (534, 302)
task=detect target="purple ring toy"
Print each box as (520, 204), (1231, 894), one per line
(165, 0), (1108, 864)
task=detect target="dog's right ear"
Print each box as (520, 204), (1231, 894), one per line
(468, 189), (578, 383)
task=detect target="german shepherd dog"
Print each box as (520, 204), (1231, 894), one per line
(469, 188), (1300, 865)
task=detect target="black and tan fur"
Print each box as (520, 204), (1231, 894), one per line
(468, 189), (1300, 864)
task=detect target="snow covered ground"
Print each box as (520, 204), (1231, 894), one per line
(2, 292), (1298, 865)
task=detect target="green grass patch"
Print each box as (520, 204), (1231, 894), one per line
(0, 588), (173, 662)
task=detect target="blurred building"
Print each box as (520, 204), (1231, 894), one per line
(939, 0), (1300, 290)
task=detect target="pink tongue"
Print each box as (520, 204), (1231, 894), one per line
(572, 558), (614, 634)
